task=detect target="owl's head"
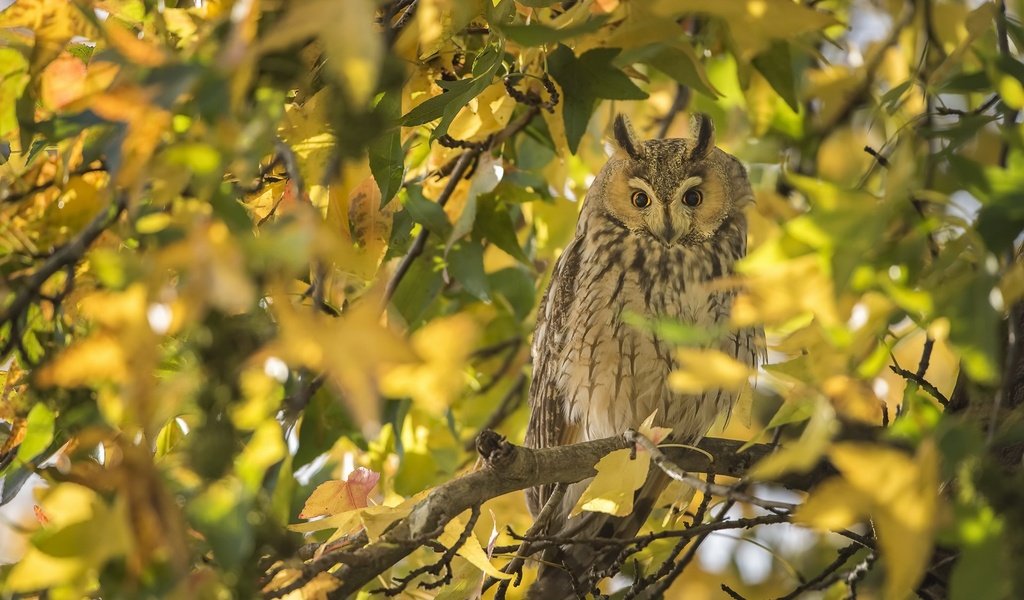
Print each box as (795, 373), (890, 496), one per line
(583, 113), (753, 246)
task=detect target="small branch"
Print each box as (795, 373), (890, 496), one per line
(862, 146), (889, 168)
(656, 84), (690, 140)
(487, 482), (567, 597)
(383, 107), (540, 307)
(776, 542), (862, 599)
(722, 584), (749, 600)
(463, 374), (527, 452)
(626, 430), (798, 511)
(382, 150), (475, 306)
(889, 364), (949, 407)
(1, 194), (127, 359)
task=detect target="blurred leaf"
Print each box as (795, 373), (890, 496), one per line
(296, 388), (357, 468)
(501, 15), (608, 47)
(187, 479), (253, 570)
(752, 41), (799, 110)
(381, 314), (478, 413)
(259, 0), (382, 105)
(669, 348), (751, 394)
(15, 403), (54, 463)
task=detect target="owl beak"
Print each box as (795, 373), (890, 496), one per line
(654, 210), (687, 246)
(657, 224), (679, 246)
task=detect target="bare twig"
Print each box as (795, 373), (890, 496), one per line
(383, 107), (540, 307)
(625, 430), (798, 511)
(382, 150), (475, 306)
(889, 364), (949, 407)
(487, 482), (567, 597)
(777, 542), (862, 599)
(463, 373), (527, 452)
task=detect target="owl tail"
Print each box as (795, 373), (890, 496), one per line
(526, 468), (675, 599)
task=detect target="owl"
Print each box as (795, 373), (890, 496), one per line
(524, 113), (762, 597)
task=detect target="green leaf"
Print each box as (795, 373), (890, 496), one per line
(752, 41), (799, 111)
(447, 240), (490, 301)
(0, 48), (29, 137)
(548, 45), (648, 153)
(501, 15), (608, 47)
(488, 266), (535, 319)
(475, 195), (530, 264)
(369, 91), (404, 207)
(187, 479), (253, 570)
(296, 386), (359, 467)
(401, 45), (503, 139)
(620, 43), (720, 99)
(403, 185), (452, 237)
(977, 193), (1024, 252)
(391, 255), (444, 326)
(16, 403), (55, 464)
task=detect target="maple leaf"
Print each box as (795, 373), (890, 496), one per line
(298, 467), (381, 519)
(547, 44), (648, 153)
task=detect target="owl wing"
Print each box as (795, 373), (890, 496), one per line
(524, 237), (584, 516)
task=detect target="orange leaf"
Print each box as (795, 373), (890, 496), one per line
(298, 467), (380, 519)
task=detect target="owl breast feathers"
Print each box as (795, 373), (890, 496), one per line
(523, 113), (763, 598)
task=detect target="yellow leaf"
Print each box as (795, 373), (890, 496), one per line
(38, 332), (128, 387)
(648, 0), (837, 60)
(669, 348), (751, 394)
(749, 399), (835, 479)
(299, 467), (380, 519)
(270, 293), (415, 435)
(6, 483), (131, 593)
(794, 478), (869, 530)
(439, 514), (513, 580)
(287, 510), (361, 535)
(258, 0), (381, 105)
(380, 314), (478, 414)
(236, 421), (287, 492)
(829, 441), (940, 600)
(572, 448), (650, 517)
(359, 504), (413, 542)
(103, 20), (167, 67)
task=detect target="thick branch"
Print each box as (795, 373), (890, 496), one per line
(323, 432), (830, 597)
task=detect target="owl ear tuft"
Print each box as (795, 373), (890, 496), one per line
(612, 114), (644, 160)
(688, 113), (715, 160)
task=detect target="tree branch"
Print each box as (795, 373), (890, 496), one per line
(314, 432), (831, 598)
(0, 194), (127, 359)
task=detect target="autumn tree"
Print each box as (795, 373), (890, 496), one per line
(1, 0), (1023, 598)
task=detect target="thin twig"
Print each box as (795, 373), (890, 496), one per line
(382, 150), (475, 306)
(889, 365), (949, 407)
(464, 374), (527, 452)
(777, 542), (862, 599)
(488, 483), (568, 597)
(625, 431), (797, 511)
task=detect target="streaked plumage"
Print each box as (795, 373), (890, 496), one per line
(524, 114), (762, 597)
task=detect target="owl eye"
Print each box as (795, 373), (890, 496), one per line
(630, 190), (651, 209)
(682, 188), (703, 207)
